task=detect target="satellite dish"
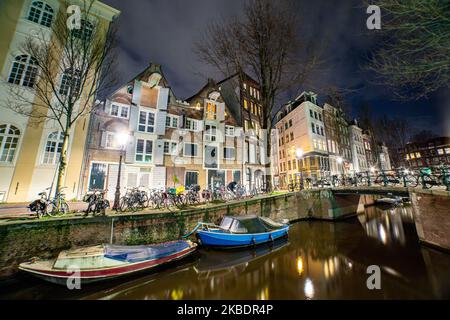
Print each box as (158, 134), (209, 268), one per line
(148, 73), (162, 88)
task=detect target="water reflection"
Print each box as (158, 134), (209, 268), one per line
(1, 204), (450, 300)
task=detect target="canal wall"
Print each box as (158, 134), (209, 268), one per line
(411, 189), (450, 252)
(0, 190), (365, 280)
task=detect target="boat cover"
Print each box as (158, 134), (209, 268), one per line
(104, 241), (190, 263)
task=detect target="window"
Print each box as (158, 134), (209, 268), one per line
(320, 127), (324, 136)
(311, 123), (315, 134)
(310, 110), (314, 118)
(109, 104), (129, 119)
(184, 143), (198, 157)
(27, 1), (53, 27)
(289, 119), (293, 127)
(243, 99), (248, 109)
(59, 69), (81, 96)
(163, 141), (177, 155)
(318, 113), (322, 121)
(206, 102), (217, 120)
(43, 131), (63, 164)
(165, 115), (178, 128)
(224, 147), (235, 160)
(0, 124), (20, 163)
(185, 118), (199, 131)
(72, 19), (94, 41)
(185, 171), (199, 187)
(135, 139), (153, 163)
(8, 55), (38, 88)
(138, 110), (155, 133)
(290, 132), (294, 140)
(225, 126), (235, 136)
(205, 125), (217, 142)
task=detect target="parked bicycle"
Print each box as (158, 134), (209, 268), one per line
(83, 189), (110, 216)
(28, 187), (69, 219)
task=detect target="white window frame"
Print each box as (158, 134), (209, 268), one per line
(225, 125), (235, 137)
(138, 109), (156, 133)
(0, 124), (21, 163)
(205, 124), (217, 142)
(185, 118), (199, 131)
(165, 114), (178, 128)
(163, 140), (178, 155)
(110, 103), (129, 119)
(135, 139), (154, 163)
(42, 131), (64, 165)
(27, 1), (54, 27)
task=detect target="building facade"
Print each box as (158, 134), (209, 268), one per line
(274, 92), (329, 188)
(0, 0), (119, 202)
(349, 121), (368, 173)
(399, 137), (450, 169)
(82, 64), (250, 199)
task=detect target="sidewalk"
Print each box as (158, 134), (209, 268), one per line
(0, 201), (88, 220)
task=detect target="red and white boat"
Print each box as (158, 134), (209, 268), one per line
(19, 240), (197, 285)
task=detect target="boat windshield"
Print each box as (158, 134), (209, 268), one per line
(220, 216), (234, 230)
(230, 218), (268, 234)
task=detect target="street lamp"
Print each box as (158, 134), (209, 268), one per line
(113, 131), (129, 211)
(296, 148), (304, 189)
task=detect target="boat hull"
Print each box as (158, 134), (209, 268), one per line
(197, 226), (289, 248)
(19, 241), (197, 285)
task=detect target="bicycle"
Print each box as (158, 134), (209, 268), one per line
(84, 189), (110, 216)
(28, 187), (69, 219)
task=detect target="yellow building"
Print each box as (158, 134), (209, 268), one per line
(0, 0), (119, 202)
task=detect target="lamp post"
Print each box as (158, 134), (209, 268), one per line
(113, 132), (129, 211)
(296, 148), (304, 190)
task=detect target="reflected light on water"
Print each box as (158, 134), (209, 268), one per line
(258, 287), (269, 300)
(296, 257), (304, 275)
(304, 278), (314, 299)
(379, 224), (387, 244)
(170, 289), (184, 300)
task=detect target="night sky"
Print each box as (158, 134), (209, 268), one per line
(102, 0), (449, 138)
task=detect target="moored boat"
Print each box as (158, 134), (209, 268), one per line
(19, 240), (197, 285)
(194, 215), (289, 248)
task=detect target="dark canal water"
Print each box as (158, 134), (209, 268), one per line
(1, 204), (450, 300)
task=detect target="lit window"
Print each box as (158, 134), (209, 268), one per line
(8, 55), (38, 88)
(415, 152), (421, 158)
(105, 132), (121, 149)
(243, 99), (248, 109)
(0, 124), (20, 163)
(224, 147), (235, 160)
(206, 102), (217, 120)
(59, 69), (81, 96)
(437, 149), (444, 155)
(27, 1), (54, 27)
(135, 139), (153, 163)
(42, 131), (63, 164)
(138, 110), (155, 133)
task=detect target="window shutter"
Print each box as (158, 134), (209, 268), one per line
(129, 105), (139, 132)
(154, 139), (164, 165)
(218, 123), (225, 143)
(125, 136), (136, 163)
(157, 87), (169, 111)
(132, 80), (142, 106)
(234, 127), (243, 137)
(100, 131), (107, 148)
(197, 120), (204, 132)
(151, 166), (166, 189)
(217, 102), (225, 122)
(155, 110), (167, 135)
(249, 143), (256, 163)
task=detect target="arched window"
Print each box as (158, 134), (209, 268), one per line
(72, 20), (94, 41)
(59, 69), (81, 96)
(0, 124), (21, 163)
(27, 1), (54, 27)
(8, 55), (38, 88)
(43, 131), (64, 165)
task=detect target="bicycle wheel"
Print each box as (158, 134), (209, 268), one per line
(59, 201), (69, 215)
(46, 202), (58, 217)
(119, 197), (128, 212)
(405, 175), (418, 187)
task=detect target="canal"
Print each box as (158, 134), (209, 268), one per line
(1, 204), (450, 299)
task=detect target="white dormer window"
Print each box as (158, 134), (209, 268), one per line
(165, 115), (178, 128)
(225, 126), (235, 136)
(110, 104), (129, 119)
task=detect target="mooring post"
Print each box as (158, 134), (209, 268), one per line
(110, 217), (114, 244)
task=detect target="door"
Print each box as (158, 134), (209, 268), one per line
(185, 171), (199, 188)
(89, 163), (107, 191)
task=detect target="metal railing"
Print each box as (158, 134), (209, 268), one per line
(287, 166), (450, 192)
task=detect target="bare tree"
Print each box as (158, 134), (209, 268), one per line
(2, 0), (116, 201)
(195, 0), (323, 182)
(367, 0), (450, 100)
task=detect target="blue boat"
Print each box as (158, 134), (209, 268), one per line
(195, 215), (289, 248)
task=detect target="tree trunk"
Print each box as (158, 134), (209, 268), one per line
(54, 130), (70, 205)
